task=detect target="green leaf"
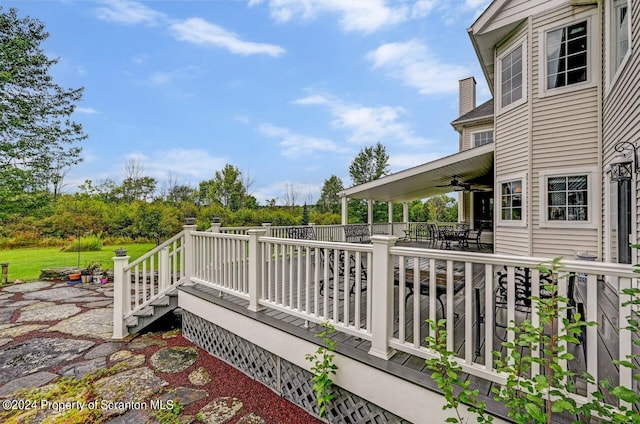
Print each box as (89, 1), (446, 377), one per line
(611, 385), (639, 403)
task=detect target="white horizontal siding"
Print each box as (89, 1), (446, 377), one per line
(495, 227), (529, 256)
(603, 2), (640, 264)
(528, 4), (600, 257)
(532, 229), (598, 258)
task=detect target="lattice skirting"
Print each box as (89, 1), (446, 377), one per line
(182, 311), (409, 423)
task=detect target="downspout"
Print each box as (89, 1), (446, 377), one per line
(527, 15), (534, 256)
(596, 0), (604, 261)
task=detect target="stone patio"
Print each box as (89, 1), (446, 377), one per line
(0, 280), (321, 424)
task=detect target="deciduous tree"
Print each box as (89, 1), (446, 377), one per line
(0, 7), (86, 207)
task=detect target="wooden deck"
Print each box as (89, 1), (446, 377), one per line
(181, 256), (624, 423)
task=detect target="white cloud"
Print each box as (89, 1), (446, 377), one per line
(148, 66), (199, 86)
(124, 149), (227, 181)
(258, 123), (348, 158)
(293, 93), (432, 147)
(367, 40), (471, 95)
(170, 18), (286, 57)
(252, 179), (320, 205)
(95, 0), (166, 26)
(76, 107), (100, 115)
(249, 0), (439, 34)
(234, 115), (250, 125)
(388, 152), (442, 170)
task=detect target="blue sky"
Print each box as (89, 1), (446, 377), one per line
(7, 0), (492, 204)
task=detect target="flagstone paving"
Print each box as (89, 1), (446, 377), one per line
(0, 280), (322, 424)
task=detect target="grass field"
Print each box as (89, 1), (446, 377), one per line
(0, 244), (156, 282)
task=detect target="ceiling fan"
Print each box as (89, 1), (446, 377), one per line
(436, 177), (486, 192)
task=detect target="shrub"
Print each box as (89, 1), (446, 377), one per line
(61, 234), (103, 252)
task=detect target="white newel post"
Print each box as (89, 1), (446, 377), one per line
(248, 229), (266, 312)
(112, 250), (130, 339)
(159, 247), (169, 291)
(183, 219), (197, 284)
(369, 235), (398, 360)
(402, 202), (409, 230)
(261, 222), (272, 236)
(210, 218), (221, 233)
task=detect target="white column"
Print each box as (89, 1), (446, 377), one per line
(112, 252), (130, 340)
(388, 202), (394, 235)
(403, 202), (409, 234)
(183, 222), (197, 284)
(248, 229), (267, 312)
(210, 221), (221, 233)
(367, 199), (374, 233)
(341, 196), (348, 225)
(261, 222), (272, 236)
(368, 235), (398, 360)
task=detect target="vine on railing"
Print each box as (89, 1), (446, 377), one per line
(425, 318), (493, 423)
(305, 322), (338, 418)
(426, 257), (640, 423)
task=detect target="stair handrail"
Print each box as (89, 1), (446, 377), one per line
(124, 230), (185, 271)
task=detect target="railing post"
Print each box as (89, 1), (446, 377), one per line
(112, 249), (130, 340)
(248, 229), (267, 312)
(261, 222), (272, 237)
(210, 217), (221, 233)
(369, 235), (398, 360)
(183, 218), (198, 284)
(159, 247), (169, 291)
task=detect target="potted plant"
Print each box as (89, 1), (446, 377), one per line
(80, 269), (92, 284)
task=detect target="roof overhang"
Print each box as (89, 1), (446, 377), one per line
(339, 143), (494, 202)
(468, 0), (567, 94)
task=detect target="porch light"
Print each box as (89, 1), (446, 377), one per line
(611, 141), (638, 182)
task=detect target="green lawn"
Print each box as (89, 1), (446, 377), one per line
(0, 244), (156, 282)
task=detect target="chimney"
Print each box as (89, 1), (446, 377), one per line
(459, 77), (476, 116)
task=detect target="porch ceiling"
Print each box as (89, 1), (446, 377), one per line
(340, 144), (494, 202)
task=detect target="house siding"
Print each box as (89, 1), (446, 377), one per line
(494, 25), (529, 256)
(602, 0), (640, 263)
(527, 4), (600, 258)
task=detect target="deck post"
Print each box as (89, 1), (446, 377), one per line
(183, 221), (198, 284)
(369, 235), (398, 360)
(112, 251), (130, 339)
(261, 222), (272, 237)
(248, 229), (267, 312)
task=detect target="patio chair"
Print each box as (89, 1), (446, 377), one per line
(287, 226), (316, 240)
(318, 248), (367, 296)
(461, 226), (483, 250)
(493, 268), (585, 355)
(343, 224), (371, 243)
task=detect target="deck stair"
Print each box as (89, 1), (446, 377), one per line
(125, 288), (179, 333)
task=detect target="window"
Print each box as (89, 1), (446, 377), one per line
(500, 45), (523, 108)
(547, 175), (588, 221)
(501, 180), (522, 221)
(612, 0), (630, 73)
(546, 21), (588, 90)
(473, 130), (494, 147)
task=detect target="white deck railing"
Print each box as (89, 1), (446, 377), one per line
(114, 224), (637, 411)
(112, 227), (190, 338)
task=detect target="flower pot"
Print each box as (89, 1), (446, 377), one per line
(81, 274), (92, 284)
(69, 273), (81, 281)
(93, 273), (102, 284)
